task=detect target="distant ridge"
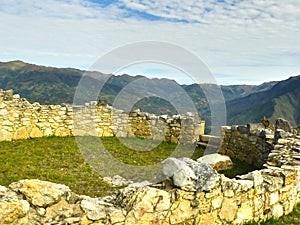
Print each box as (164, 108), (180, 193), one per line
(1, 60), (299, 126)
(226, 75), (300, 126)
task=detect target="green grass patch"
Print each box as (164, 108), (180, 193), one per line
(221, 158), (259, 178)
(0, 136), (255, 197)
(0, 136), (204, 196)
(0, 136), (115, 197)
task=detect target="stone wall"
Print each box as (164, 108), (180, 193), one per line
(1, 121), (300, 224)
(219, 123), (275, 168)
(0, 89), (204, 144)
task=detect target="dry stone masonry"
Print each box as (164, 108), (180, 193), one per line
(219, 123), (274, 168)
(0, 89), (204, 144)
(1, 90), (300, 224)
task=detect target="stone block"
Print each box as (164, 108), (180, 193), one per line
(30, 127), (43, 138)
(235, 201), (253, 224)
(271, 204), (284, 218)
(13, 127), (29, 140)
(219, 198), (238, 222)
(0, 129), (12, 141)
(9, 179), (71, 208)
(197, 153), (233, 171)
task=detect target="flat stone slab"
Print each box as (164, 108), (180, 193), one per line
(197, 153), (233, 171)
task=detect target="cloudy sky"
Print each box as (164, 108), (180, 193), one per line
(0, 0), (300, 85)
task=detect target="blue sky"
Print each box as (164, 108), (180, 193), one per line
(0, 0), (300, 85)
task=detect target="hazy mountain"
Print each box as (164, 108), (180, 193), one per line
(0, 60), (298, 127)
(226, 75), (300, 126)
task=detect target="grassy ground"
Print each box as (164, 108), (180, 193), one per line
(0, 136), (258, 197)
(0, 136), (202, 197)
(0, 136), (114, 197)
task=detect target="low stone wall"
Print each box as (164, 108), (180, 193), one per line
(219, 123), (275, 168)
(0, 89), (204, 144)
(1, 126), (300, 224)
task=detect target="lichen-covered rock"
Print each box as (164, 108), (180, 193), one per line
(121, 186), (171, 225)
(193, 162), (220, 192)
(0, 199), (30, 224)
(9, 179), (71, 207)
(162, 158), (196, 191)
(162, 158), (220, 192)
(80, 197), (108, 221)
(0, 186), (30, 224)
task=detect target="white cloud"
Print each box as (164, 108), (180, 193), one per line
(0, 0), (299, 85)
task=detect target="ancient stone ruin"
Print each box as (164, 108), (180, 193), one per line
(0, 89), (204, 144)
(1, 89), (300, 224)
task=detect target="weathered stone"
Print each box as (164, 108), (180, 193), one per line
(0, 185), (30, 223)
(197, 153), (233, 171)
(271, 204), (284, 218)
(235, 202), (253, 224)
(123, 186), (170, 224)
(80, 197), (107, 221)
(2, 120), (14, 126)
(238, 171), (264, 188)
(172, 167), (196, 191)
(169, 199), (194, 224)
(108, 208), (125, 224)
(29, 127), (43, 138)
(0, 199), (30, 224)
(0, 129), (12, 141)
(275, 118), (292, 132)
(54, 127), (71, 137)
(211, 195), (223, 209)
(64, 217), (81, 224)
(197, 211), (220, 225)
(219, 198), (238, 222)
(44, 127), (53, 136)
(267, 191), (279, 205)
(102, 175), (133, 187)
(9, 179), (71, 207)
(193, 163), (220, 192)
(13, 127), (29, 140)
(162, 158), (220, 192)
(45, 198), (74, 220)
(162, 158), (196, 191)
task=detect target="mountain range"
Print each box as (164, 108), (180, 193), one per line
(0, 60), (299, 127)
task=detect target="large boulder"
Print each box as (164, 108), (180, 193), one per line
(162, 158), (196, 191)
(197, 153), (233, 171)
(162, 158), (220, 192)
